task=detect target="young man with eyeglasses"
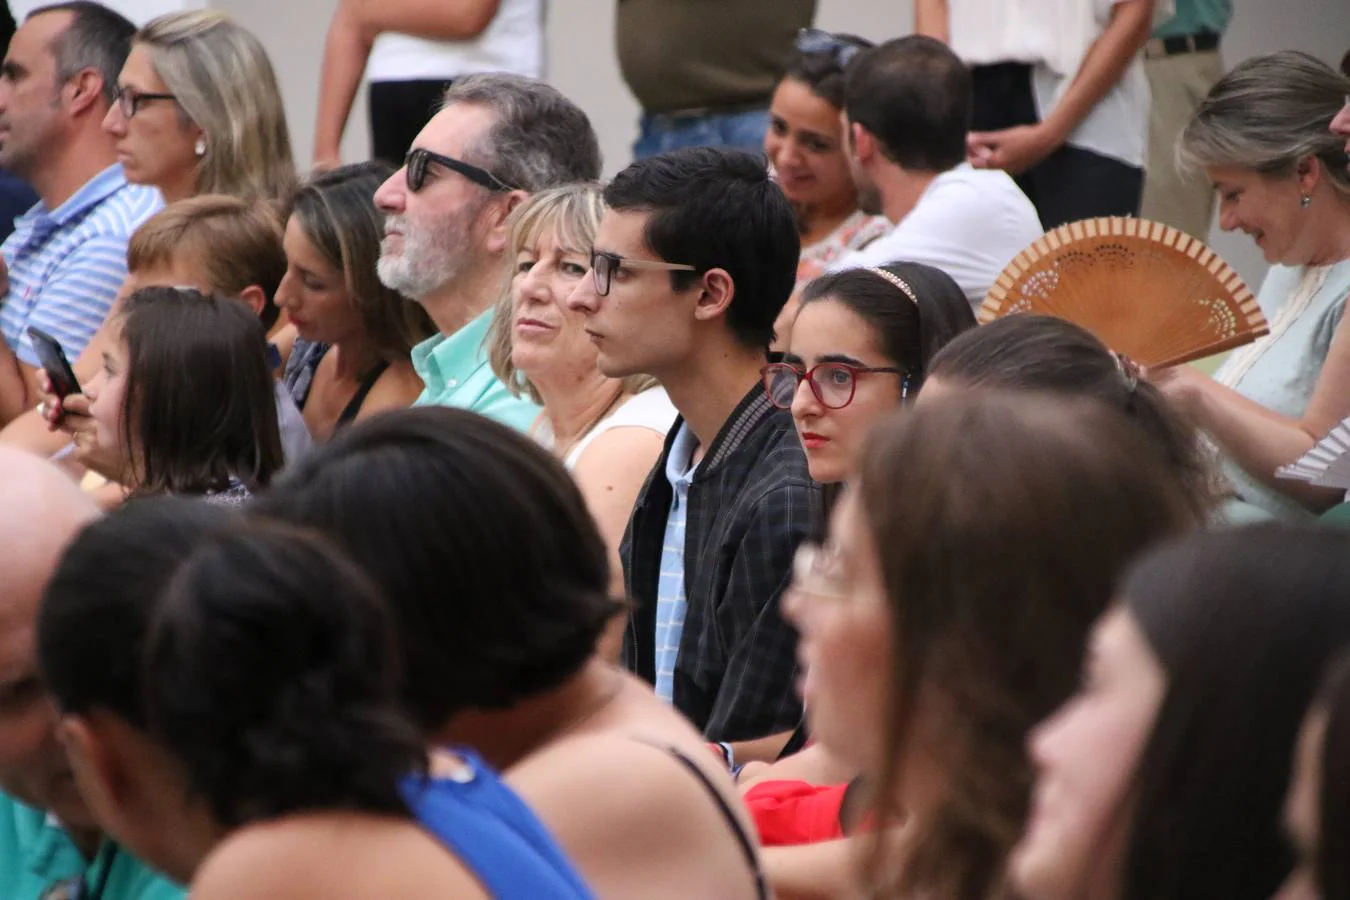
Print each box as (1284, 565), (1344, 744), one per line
(0, 448), (182, 900)
(0, 3), (159, 426)
(373, 72), (599, 432)
(568, 146), (821, 766)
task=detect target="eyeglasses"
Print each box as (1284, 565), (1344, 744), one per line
(762, 361), (909, 410)
(791, 542), (849, 600)
(404, 147), (513, 193)
(112, 84), (177, 119)
(590, 249), (698, 297)
(795, 28), (866, 69)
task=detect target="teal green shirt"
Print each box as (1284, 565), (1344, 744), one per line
(410, 309), (540, 432)
(1153, 0), (1232, 38)
(0, 792), (184, 900)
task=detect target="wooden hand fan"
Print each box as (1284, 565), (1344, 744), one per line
(977, 217), (1266, 368)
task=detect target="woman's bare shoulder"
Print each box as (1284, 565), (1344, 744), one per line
(190, 814), (490, 900)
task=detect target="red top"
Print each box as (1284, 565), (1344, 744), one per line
(743, 780), (849, 847)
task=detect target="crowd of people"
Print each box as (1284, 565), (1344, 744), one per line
(0, 0), (1348, 898)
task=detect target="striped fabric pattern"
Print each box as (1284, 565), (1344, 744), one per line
(654, 422), (698, 702)
(0, 164), (160, 367)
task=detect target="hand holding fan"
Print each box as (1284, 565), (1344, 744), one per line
(977, 217), (1266, 368)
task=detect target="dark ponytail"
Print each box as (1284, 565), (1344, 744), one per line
(928, 314), (1217, 520)
(144, 521), (426, 829)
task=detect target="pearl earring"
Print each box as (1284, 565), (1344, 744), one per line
(194, 137), (206, 157)
(1301, 194), (1312, 209)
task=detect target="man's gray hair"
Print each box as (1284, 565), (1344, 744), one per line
(30, 2), (137, 104)
(444, 73), (602, 192)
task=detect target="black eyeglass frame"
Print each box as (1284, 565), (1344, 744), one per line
(589, 249), (698, 297)
(404, 147), (514, 193)
(112, 84), (177, 119)
(761, 360), (912, 410)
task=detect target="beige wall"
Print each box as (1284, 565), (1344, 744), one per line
(214, 0), (1349, 287)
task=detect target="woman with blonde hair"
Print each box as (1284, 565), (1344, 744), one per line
(487, 182), (676, 607)
(102, 10), (295, 204)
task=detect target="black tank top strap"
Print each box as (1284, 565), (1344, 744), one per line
(335, 359), (390, 429)
(633, 739), (769, 900)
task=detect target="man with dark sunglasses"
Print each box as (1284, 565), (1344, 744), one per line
(568, 146), (821, 768)
(373, 72), (600, 431)
(0, 448), (182, 900)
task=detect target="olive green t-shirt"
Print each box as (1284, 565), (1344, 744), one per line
(617, 0), (817, 113)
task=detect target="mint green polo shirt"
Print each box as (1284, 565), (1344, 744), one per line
(410, 308), (540, 433)
(0, 791), (184, 900)
(1153, 0), (1232, 39)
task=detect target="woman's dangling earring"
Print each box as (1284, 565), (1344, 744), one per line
(194, 137), (206, 158)
(1301, 194), (1312, 209)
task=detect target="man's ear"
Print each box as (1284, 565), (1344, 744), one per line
(851, 122), (877, 165)
(64, 69), (106, 118)
(691, 268), (735, 325)
(482, 189), (529, 256)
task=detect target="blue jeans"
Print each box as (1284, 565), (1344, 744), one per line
(633, 107), (771, 160)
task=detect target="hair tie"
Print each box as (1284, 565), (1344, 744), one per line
(1113, 351), (1140, 394)
(866, 267), (919, 306)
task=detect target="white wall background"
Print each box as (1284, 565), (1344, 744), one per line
(197, 0), (1348, 288)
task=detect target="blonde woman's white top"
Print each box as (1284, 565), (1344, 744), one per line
(537, 388), (680, 472)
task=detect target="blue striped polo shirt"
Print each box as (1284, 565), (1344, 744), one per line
(0, 164), (160, 367)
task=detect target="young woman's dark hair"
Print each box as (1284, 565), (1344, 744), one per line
(38, 496), (236, 731)
(287, 160), (434, 361)
(37, 499), (425, 830)
(784, 32), (875, 109)
(119, 286), (283, 496)
(144, 520), (425, 828)
(249, 407), (621, 733)
(1119, 525), (1350, 900)
(1313, 652), (1350, 900)
(857, 390), (1199, 900)
(800, 261), (977, 392)
(927, 314), (1215, 519)
(604, 146), (800, 350)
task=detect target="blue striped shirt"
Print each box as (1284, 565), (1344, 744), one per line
(655, 422), (698, 702)
(0, 164), (160, 367)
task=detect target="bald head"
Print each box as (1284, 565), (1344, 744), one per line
(0, 449), (98, 816)
(0, 449), (99, 622)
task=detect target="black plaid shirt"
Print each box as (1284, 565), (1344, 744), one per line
(621, 384), (822, 742)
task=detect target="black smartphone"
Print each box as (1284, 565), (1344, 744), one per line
(26, 326), (81, 399)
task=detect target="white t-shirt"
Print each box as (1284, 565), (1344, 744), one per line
(536, 388), (679, 471)
(826, 164), (1043, 309)
(366, 0), (544, 82)
(948, 0), (1151, 168)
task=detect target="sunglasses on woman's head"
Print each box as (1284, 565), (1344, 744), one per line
(795, 28), (865, 69)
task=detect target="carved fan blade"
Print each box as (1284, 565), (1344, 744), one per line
(978, 217), (1265, 367)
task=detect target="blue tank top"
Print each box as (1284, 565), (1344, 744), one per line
(399, 749), (595, 899)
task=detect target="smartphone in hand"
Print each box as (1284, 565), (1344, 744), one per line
(27, 326), (81, 399)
